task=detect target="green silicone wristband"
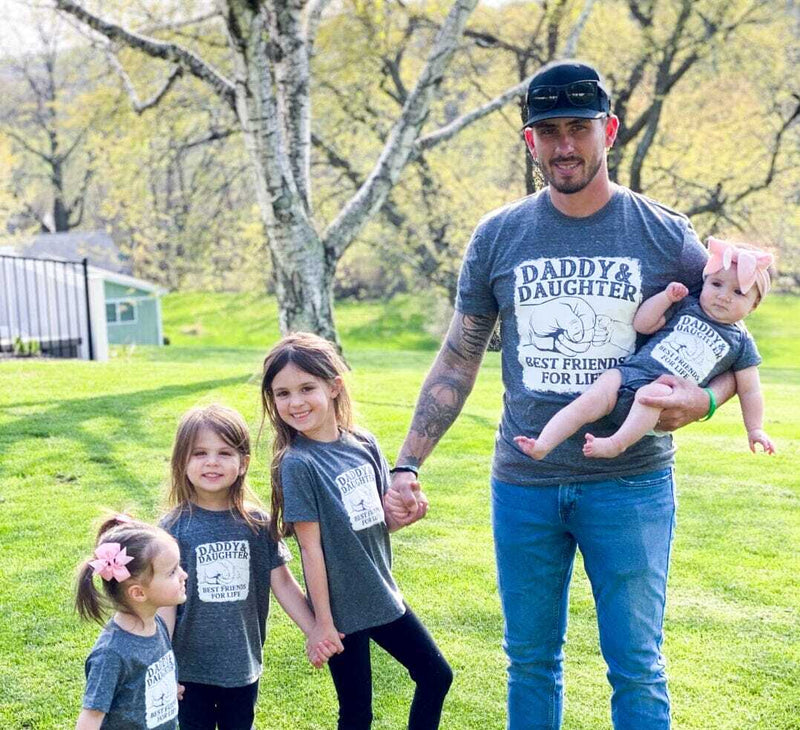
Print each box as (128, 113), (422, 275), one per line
(698, 387), (717, 422)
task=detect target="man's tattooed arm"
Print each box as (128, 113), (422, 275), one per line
(397, 312), (497, 469)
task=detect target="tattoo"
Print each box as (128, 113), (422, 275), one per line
(410, 375), (469, 441)
(399, 312), (497, 466)
(445, 313), (496, 362)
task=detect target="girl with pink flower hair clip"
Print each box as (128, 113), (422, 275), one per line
(74, 514), (188, 730)
(516, 237), (777, 461)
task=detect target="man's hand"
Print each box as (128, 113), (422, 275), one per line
(636, 374), (711, 431)
(385, 471), (428, 529)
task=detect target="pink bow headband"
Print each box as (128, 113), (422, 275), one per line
(703, 237), (773, 299)
(90, 542), (134, 582)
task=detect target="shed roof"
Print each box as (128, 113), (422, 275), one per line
(17, 231), (130, 274)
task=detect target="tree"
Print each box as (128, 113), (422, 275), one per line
(0, 17), (98, 233)
(51, 0), (597, 347)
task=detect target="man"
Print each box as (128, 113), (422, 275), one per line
(385, 60), (735, 729)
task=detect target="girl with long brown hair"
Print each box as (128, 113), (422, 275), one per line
(261, 332), (452, 730)
(159, 404), (332, 730)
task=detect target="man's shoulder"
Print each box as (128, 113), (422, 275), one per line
(617, 186), (691, 229)
(475, 190), (548, 233)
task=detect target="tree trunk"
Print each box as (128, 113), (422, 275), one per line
(270, 238), (338, 346)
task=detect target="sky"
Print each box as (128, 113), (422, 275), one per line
(1, 0), (41, 54)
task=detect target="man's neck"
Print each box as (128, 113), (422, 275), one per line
(549, 177), (616, 218)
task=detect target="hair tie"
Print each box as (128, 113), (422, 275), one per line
(89, 543), (134, 582)
(703, 237), (773, 299)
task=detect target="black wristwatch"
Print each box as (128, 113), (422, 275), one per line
(390, 465), (419, 477)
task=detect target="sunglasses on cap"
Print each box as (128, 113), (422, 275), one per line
(528, 80), (607, 112)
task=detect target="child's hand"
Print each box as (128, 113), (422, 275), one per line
(665, 282), (689, 302)
(177, 683), (185, 701)
(305, 621), (344, 668)
(306, 636), (344, 668)
(748, 429), (776, 455)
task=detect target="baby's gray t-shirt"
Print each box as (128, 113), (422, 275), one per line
(619, 297), (761, 390)
(456, 186), (709, 485)
(281, 431), (405, 635)
(83, 615), (178, 729)
(162, 506), (290, 687)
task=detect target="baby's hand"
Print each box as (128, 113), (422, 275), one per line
(748, 429), (776, 455)
(665, 282), (689, 302)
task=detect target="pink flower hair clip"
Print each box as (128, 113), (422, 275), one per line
(90, 543), (134, 582)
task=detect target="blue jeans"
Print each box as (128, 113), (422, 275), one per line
(491, 469), (676, 730)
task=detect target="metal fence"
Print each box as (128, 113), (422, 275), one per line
(0, 255), (94, 360)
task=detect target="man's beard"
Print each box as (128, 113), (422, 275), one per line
(541, 154), (603, 194)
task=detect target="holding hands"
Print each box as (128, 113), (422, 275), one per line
(384, 471), (428, 529)
(305, 621), (345, 669)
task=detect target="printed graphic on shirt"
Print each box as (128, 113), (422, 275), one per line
(145, 651), (178, 728)
(196, 540), (250, 602)
(515, 256), (642, 393)
(650, 315), (729, 384)
(335, 464), (384, 531)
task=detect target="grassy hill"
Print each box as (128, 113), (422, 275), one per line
(1, 293), (798, 729)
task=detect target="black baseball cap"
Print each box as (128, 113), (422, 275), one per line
(523, 60), (611, 127)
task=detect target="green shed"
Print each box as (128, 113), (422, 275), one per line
(100, 270), (165, 346)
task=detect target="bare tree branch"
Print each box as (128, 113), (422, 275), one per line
(561, 0), (598, 57)
(306, 0), (334, 49)
(183, 127), (239, 150)
(266, 0), (313, 210)
(106, 50), (184, 113)
(4, 128), (54, 163)
(324, 0), (479, 258)
(416, 77), (529, 153)
(414, 0), (597, 156)
(138, 11), (221, 35)
(53, 0), (236, 109)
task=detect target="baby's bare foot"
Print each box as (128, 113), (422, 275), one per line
(514, 435), (550, 461)
(583, 433), (624, 459)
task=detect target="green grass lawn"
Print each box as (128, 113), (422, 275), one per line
(1, 293), (798, 729)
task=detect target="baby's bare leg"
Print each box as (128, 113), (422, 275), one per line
(584, 381), (672, 459)
(515, 369), (622, 460)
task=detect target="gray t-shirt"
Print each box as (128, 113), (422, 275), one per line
(456, 186), (708, 485)
(161, 506), (290, 687)
(619, 297), (761, 390)
(281, 430), (405, 635)
(83, 615), (178, 730)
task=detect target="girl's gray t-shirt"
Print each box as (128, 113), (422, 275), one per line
(281, 430), (405, 635)
(162, 506), (290, 687)
(83, 615), (178, 729)
(456, 186), (709, 486)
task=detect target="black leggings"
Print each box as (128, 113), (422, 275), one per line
(327, 606), (453, 730)
(178, 680), (259, 730)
